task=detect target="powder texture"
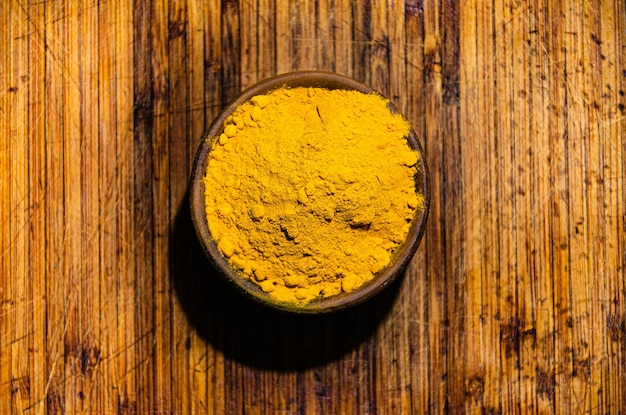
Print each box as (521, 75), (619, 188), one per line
(203, 87), (423, 304)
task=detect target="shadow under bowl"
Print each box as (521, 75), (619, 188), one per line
(189, 71), (430, 314)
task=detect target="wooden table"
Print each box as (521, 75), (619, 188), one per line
(2, 1), (625, 413)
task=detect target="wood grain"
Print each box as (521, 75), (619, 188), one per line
(1, 0), (625, 413)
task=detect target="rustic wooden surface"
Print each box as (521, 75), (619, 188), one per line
(1, 0), (625, 413)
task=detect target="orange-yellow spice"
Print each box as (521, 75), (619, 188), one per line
(203, 87), (423, 304)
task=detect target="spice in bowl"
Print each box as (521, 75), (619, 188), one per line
(202, 85), (425, 306)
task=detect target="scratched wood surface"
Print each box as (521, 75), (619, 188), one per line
(1, 1), (625, 413)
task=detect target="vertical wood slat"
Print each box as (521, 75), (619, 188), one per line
(511, 1), (535, 410)
(1, 1), (625, 413)
(351, 1), (372, 85)
(315, 0), (333, 71)
(475, 0), (500, 412)
(97, 1), (122, 413)
(24, 0), (47, 410)
(617, 0), (626, 407)
(417, 1), (448, 413)
(564, 2), (590, 412)
(79, 0), (102, 410)
(333, 0), (353, 76)
(60, 1), (82, 413)
(601, 0), (626, 412)
(440, 0), (466, 412)
(0, 1), (12, 410)
(581, 1), (606, 412)
(132, 1), (156, 413)
(493, 1), (518, 412)
(42, 0), (68, 412)
(274, 0), (293, 73)
(549, 0), (574, 411)
(529, 1), (557, 413)
(220, 0), (240, 106)
(113, 0), (137, 410)
(369, 1), (389, 96)
(7, 0), (31, 412)
(458, 1), (483, 412)
(154, 0), (173, 412)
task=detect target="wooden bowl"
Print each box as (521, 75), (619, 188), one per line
(189, 71), (430, 314)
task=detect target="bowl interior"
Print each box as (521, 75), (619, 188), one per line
(190, 71), (430, 313)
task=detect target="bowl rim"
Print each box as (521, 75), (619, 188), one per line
(189, 70), (430, 314)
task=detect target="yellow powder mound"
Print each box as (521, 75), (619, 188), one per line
(203, 87), (423, 305)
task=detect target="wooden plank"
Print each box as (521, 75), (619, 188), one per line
(257, 0), (277, 80)
(77, 0), (102, 411)
(0, 0), (12, 410)
(240, 0), (258, 88)
(132, 1), (156, 413)
(563, 2), (593, 412)
(26, 0), (47, 412)
(7, 0), (30, 412)
(291, 0), (317, 71)
(351, 1), (372, 84)
(581, 1), (609, 412)
(60, 1), (83, 413)
(368, 0), (389, 95)
(549, 0), (575, 412)
(475, 0), (501, 412)
(617, 0), (626, 406)
(97, 1), (122, 413)
(112, 1), (138, 412)
(275, 0), (293, 73)
(188, 0), (209, 163)
(315, 0), (333, 71)
(509, 2), (536, 412)
(600, 0), (626, 412)
(220, 0), (240, 105)
(492, 2), (519, 412)
(434, 1), (466, 411)
(153, 0), (173, 412)
(459, 1), (485, 412)
(239, 0), (276, 87)
(418, 1), (447, 413)
(332, 0), (353, 76)
(42, 0), (69, 412)
(528, 1), (557, 413)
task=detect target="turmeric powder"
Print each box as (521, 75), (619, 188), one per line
(203, 87), (424, 305)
